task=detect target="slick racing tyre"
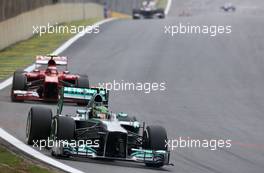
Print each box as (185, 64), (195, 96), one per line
(143, 125), (168, 167)
(26, 107), (52, 145)
(132, 9), (140, 19)
(156, 9), (165, 19)
(50, 116), (75, 158)
(77, 74), (90, 88)
(53, 116), (75, 141)
(76, 75), (90, 106)
(11, 70), (27, 102)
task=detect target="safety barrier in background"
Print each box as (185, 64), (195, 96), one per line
(0, 0), (144, 50)
(0, 0), (57, 22)
(0, 0), (144, 22)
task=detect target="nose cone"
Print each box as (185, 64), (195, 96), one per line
(45, 76), (58, 83)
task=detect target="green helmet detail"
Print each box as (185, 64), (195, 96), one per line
(93, 106), (108, 114)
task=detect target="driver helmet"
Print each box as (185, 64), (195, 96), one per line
(46, 59), (57, 74)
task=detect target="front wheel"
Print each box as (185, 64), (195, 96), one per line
(142, 125), (168, 167)
(50, 116), (75, 157)
(11, 70), (27, 102)
(52, 116), (75, 141)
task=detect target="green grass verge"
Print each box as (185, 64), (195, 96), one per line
(0, 146), (54, 173)
(156, 0), (168, 9)
(0, 17), (101, 80)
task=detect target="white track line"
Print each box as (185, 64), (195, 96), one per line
(0, 18), (116, 90)
(0, 128), (84, 173)
(165, 0), (172, 15)
(0, 18), (115, 172)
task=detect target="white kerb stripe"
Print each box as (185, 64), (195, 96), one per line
(165, 0), (172, 15)
(0, 128), (84, 173)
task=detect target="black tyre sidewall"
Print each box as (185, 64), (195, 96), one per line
(143, 125), (168, 167)
(11, 70), (27, 101)
(55, 116), (75, 141)
(76, 75), (89, 105)
(26, 107), (52, 145)
(12, 70), (26, 90)
(144, 125), (167, 150)
(77, 75), (89, 88)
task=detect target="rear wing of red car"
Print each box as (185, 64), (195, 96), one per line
(35, 55), (68, 66)
(57, 86), (109, 114)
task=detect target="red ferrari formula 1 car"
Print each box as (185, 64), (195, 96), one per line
(11, 55), (89, 105)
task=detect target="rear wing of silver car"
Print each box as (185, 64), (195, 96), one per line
(57, 86), (109, 114)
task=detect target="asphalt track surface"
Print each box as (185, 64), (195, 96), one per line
(1, 0), (264, 173)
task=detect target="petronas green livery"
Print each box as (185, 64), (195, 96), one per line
(26, 86), (172, 167)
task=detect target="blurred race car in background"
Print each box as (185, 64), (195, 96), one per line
(26, 86), (171, 168)
(132, 0), (165, 19)
(221, 3), (236, 12)
(11, 55), (89, 104)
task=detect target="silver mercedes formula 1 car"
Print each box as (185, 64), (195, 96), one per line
(26, 86), (171, 168)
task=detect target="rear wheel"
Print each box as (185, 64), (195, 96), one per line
(156, 9), (165, 19)
(76, 75), (89, 106)
(143, 125), (168, 167)
(11, 70), (27, 102)
(132, 9), (140, 19)
(26, 107), (52, 145)
(14, 69), (25, 74)
(77, 75), (89, 88)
